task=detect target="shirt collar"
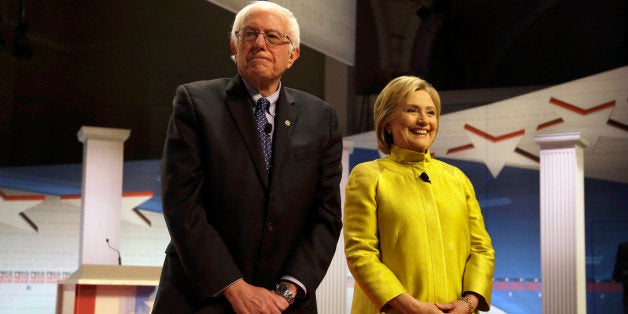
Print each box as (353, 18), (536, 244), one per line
(243, 80), (280, 116)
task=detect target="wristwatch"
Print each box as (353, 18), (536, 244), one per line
(274, 282), (295, 304)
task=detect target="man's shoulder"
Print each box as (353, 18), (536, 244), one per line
(181, 78), (232, 90)
(283, 87), (330, 108)
(176, 78), (245, 100)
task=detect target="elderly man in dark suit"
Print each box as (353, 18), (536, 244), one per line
(152, 1), (343, 313)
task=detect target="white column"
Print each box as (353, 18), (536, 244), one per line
(316, 138), (354, 314)
(534, 132), (589, 314)
(77, 126), (130, 265)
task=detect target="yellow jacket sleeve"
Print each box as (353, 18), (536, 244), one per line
(344, 162), (407, 311)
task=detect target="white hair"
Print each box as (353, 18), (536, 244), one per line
(229, 1), (300, 62)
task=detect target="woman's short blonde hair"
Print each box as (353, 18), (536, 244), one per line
(373, 76), (441, 154)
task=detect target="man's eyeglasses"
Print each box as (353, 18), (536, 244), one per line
(235, 28), (292, 46)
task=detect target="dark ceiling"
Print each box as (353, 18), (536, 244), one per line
(356, 0), (627, 93)
(3, 0), (624, 91)
(0, 0), (626, 167)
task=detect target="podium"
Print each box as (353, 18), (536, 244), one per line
(56, 264), (161, 314)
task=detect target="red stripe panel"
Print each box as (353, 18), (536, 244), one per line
(549, 97), (615, 115)
(0, 190), (45, 201)
(536, 118), (564, 130)
(122, 191), (154, 197)
(75, 284), (96, 314)
(464, 124), (525, 142)
(447, 143), (475, 154)
(60, 194), (81, 200)
(492, 280), (622, 292)
(60, 191), (153, 199)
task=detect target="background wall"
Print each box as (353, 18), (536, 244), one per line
(0, 0), (326, 167)
(1, 0), (626, 167)
(1, 67), (626, 313)
(0, 188), (170, 313)
(0, 0), (627, 313)
(345, 66), (628, 313)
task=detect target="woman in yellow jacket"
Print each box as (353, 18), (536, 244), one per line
(344, 76), (495, 314)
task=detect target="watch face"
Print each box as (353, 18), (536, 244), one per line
(276, 284), (287, 293)
(275, 283), (294, 303)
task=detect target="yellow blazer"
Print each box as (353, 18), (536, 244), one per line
(344, 145), (495, 313)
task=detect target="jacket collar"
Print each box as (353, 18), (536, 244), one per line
(225, 75), (270, 186)
(388, 145), (432, 165)
(225, 75), (299, 188)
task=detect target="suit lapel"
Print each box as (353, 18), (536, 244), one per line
(225, 76), (269, 187)
(271, 89), (298, 177)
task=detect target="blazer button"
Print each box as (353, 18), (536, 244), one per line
(266, 222), (274, 231)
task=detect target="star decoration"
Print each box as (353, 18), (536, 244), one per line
(455, 124), (528, 177)
(61, 191), (154, 226)
(0, 190), (45, 232)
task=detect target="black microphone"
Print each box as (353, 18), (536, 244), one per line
(264, 123), (272, 135)
(419, 172), (431, 183)
(106, 238), (122, 265)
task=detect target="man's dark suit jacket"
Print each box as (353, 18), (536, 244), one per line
(152, 75), (343, 313)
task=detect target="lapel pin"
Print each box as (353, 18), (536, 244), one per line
(285, 120), (291, 126)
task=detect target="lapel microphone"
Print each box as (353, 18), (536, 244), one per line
(419, 172), (431, 184)
(264, 123), (272, 135)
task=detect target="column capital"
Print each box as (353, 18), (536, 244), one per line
(77, 126), (130, 143)
(534, 132), (589, 150)
(342, 138), (355, 154)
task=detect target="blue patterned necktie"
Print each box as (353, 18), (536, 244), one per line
(255, 98), (272, 171)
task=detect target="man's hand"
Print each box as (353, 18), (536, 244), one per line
(224, 279), (288, 313)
